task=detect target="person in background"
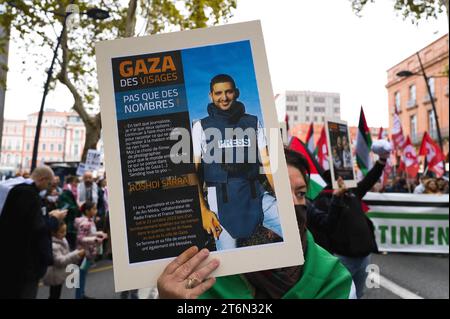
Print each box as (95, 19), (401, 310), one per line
(77, 171), (98, 207)
(307, 151), (388, 298)
(424, 178), (441, 194)
(43, 221), (85, 299)
(59, 175), (82, 250)
(436, 177), (449, 194)
(0, 166), (67, 299)
(74, 202), (107, 299)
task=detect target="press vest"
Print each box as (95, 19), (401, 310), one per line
(200, 102), (263, 239)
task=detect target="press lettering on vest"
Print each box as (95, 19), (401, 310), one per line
(218, 138), (251, 148)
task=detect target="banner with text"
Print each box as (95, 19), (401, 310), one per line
(364, 192), (449, 254)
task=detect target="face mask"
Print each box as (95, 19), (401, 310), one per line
(294, 204), (307, 233)
(294, 204), (308, 251)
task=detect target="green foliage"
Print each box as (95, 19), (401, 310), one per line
(350, 0), (448, 23)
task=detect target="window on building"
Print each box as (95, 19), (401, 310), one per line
(428, 110), (437, 139)
(26, 143), (30, 151)
(334, 107), (340, 113)
(306, 96), (310, 103)
(16, 141), (20, 151)
(333, 97), (340, 104)
(6, 154), (11, 164)
(395, 91), (401, 112)
(306, 106), (310, 112)
(313, 96), (325, 103)
(42, 143), (46, 151)
(314, 116), (318, 122)
(74, 144), (79, 156)
(410, 114), (417, 142)
(294, 115), (298, 121)
(428, 77), (435, 97)
(322, 116), (325, 122)
(75, 130), (79, 138)
(313, 107), (326, 113)
(50, 144), (54, 152)
(58, 144), (63, 152)
(409, 84), (416, 104)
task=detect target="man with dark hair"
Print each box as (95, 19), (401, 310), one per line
(191, 74), (281, 250)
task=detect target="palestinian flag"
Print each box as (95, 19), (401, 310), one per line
(289, 137), (326, 200)
(314, 127), (329, 170)
(305, 122), (315, 154)
(356, 107), (373, 176)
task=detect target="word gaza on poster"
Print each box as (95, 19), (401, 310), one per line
(96, 21), (303, 292)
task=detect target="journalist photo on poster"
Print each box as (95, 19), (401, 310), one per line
(325, 119), (357, 190)
(96, 21), (303, 292)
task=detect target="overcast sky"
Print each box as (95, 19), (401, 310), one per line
(3, 0), (449, 128)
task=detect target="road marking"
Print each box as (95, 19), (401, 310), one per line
(89, 265), (113, 274)
(368, 273), (424, 299)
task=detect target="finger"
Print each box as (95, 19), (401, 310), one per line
(194, 259), (220, 282)
(164, 246), (199, 275)
(190, 277), (217, 298)
(173, 248), (210, 280)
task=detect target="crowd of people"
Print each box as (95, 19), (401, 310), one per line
(371, 175), (449, 194)
(0, 149), (447, 300)
(0, 168), (110, 299)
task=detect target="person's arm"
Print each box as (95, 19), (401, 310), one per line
(309, 177), (347, 231)
(355, 159), (386, 199)
(192, 120), (222, 240)
(257, 121), (274, 191)
(259, 146), (274, 191)
(194, 160), (222, 240)
(52, 246), (83, 267)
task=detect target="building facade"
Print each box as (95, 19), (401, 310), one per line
(386, 34), (449, 152)
(291, 122), (382, 150)
(1, 110), (86, 173)
(275, 90), (341, 130)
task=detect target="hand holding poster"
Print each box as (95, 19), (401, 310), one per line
(325, 119), (357, 189)
(96, 21), (303, 292)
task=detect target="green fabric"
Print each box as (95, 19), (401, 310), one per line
(200, 231), (352, 299)
(58, 190), (81, 234)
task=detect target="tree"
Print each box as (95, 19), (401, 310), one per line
(0, 0), (236, 162)
(350, 0), (449, 24)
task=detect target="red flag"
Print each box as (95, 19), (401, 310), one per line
(401, 136), (419, 178)
(305, 122), (315, 154)
(314, 127), (329, 170)
(392, 110), (405, 149)
(381, 156), (393, 186)
(419, 132), (445, 177)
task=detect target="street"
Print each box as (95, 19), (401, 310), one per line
(37, 252), (449, 299)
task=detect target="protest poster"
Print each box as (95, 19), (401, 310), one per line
(76, 162), (86, 177)
(96, 21), (303, 291)
(324, 119), (357, 189)
(85, 149), (102, 171)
